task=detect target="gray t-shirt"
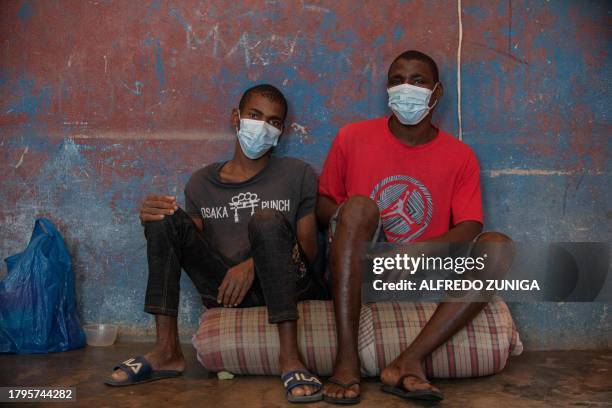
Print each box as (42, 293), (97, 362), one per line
(184, 157), (317, 263)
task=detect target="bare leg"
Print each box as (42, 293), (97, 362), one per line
(381, 231), (514, 393)
(324, 196), (380, 400)
(110, 314), (185, 381)
(278, 321), (318, 397)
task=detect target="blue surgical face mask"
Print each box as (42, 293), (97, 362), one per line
(235, 113), (282, 159)
(387, 83), (439, 125)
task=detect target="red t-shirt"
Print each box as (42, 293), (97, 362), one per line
(319, 116), (483, 243)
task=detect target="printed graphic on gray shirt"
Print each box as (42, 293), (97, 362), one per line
(201, 192), (291, 223)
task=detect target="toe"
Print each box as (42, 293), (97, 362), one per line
(325, 385), (337, 398)
(323, 384), (334, 396)
(111, 370), (127, 381)
(403, 376), (438, 393)
(344, 384), (359, 398)
(291, 386), (305, 397)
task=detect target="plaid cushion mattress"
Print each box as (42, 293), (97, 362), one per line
(192, 297), (522, 377)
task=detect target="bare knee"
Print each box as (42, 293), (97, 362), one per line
(336, 195), (380, 232)
(472, 231), (514, 280)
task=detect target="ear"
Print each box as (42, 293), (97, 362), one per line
(231, 108), (240, 131)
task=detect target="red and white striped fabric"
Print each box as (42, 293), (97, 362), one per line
(192, 297), (522, 377)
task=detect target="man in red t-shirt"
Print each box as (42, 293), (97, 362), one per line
(317, 50), (514, 403)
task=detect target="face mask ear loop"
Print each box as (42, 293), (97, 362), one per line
(429, 83), (440, 110)
(275, 124), (283, 146)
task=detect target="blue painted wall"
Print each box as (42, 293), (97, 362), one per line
(1, 0), (610, 349)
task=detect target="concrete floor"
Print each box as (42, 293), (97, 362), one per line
(1, 343), (611, 408)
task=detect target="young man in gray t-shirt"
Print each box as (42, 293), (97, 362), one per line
(106, 84), (328, 403)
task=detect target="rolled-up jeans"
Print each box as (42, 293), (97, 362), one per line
(143, 208), (328, 323)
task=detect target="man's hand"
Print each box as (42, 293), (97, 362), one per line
(217, 258), (255, 307)
(139, 195), (178, 223)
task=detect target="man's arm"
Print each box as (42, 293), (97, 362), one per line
(430, 220), (482, 243)
(316, 195), (339, 228)
(139, 195), (178, 223)
(296, 212), (318, 264)
(317, 128), (347, 227)
(385, 220), (483, 265)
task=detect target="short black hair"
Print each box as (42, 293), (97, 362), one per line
(238, 84), (288, 120)
(390, 50), (439, 83)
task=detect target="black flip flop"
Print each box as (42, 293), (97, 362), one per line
(323, 377), (361, 405)
(104, 356), (182, 386)
(281, 369), (323, 403)
(381, 373), (444, 401)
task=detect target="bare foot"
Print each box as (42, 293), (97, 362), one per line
(323, 360), (361, 400)
(380, 353), (441, 395)
(280, 356), (320, 397)
(110, 347), (185, 382)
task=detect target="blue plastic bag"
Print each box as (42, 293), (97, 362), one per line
(0, 218), (85, 353)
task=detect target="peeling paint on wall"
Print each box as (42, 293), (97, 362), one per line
(0, 0), (610, 349)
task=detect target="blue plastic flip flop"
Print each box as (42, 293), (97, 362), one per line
(281, 369), (323, 403)
(104, 356), (182, 387)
